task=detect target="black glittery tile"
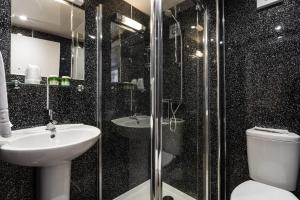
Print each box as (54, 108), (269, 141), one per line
(0, 160), (34, 200)
(70, 144), (98, 200)
(225, 0), (300, 198)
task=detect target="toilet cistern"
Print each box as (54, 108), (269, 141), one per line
(230, 127), (300, 200)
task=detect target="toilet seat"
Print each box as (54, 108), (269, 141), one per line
(231, 180), (298, 200)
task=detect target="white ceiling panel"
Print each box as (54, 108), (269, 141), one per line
(12, 0), (85, 40)
(123, 0), (185, 15)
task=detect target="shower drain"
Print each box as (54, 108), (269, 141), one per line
(163, 196), (174, 200)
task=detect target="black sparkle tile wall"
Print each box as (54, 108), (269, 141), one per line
(225, 0), (300, 199)
(0, 0), (101, 199)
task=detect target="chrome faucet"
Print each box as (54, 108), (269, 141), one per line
(48, 109), (54, 121)
(46, 121), (57, 131)
(46, 109), (57, 131)
(129, 113), (140, 124)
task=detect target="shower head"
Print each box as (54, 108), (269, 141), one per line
(164, 9), (180, 25)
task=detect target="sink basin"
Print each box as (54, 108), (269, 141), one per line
(0, 124), (101, 200)
(112, 116), (151, 139)
(0, 124), (100, 166)
(111, 116), (185, 141)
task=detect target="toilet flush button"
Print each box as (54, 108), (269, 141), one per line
(257, 0), (283, 9)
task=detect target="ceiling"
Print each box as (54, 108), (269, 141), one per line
(123, 0), (186, 15)
(11, 0), (85, 40)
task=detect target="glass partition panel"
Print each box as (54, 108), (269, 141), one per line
(161, 0), (206, 199)
(101, 0), (151, 199)
(99, 0), (213, 200)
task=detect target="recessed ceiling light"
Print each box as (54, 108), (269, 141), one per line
(19, 15), (28, 21)
(54, 0), (68, 5)
(195, 50), (203, 58)
(88, 35), (96, 39)
(66, 0), (84, 6)
(191, 25), (203, 32)
(275, 25), (282, 31)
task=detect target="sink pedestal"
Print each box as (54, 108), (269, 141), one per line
(37, 162), (71, 200)
(0, 124), (101, 200)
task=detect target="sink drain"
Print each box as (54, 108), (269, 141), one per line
(163, 196), (174, 200)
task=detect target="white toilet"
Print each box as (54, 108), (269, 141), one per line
(231, 127), (300, 200)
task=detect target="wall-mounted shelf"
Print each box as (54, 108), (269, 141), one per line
(111, 82), (137, 90)
(6, 80), (85, 92)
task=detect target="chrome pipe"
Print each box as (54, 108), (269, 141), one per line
(216, 0), (226, 199)
(150, 0), (163, 199)
(203, 9), (211, 200)
(96, 4), (103, 200)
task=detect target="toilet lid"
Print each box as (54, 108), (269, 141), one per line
(231, 180), (298, 200)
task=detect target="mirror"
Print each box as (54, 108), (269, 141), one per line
(10, 0), (85, 82)
(110, 15), (148, 84)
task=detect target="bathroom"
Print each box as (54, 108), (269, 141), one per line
(0, 0), (299, 200)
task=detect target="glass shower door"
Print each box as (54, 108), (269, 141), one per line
(100, 0), (152, 200)
(161, 0), (204, 197)
(151, 0), (208, 199)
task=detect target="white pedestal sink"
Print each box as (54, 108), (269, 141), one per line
(0, 124), (101, 200)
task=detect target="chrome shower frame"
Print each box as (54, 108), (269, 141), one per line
(150, 0), (163, 199)
(96, 4), (103, 200)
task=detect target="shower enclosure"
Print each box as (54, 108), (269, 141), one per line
(97, 0), (224, 199)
